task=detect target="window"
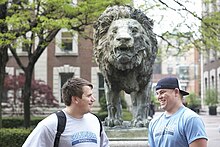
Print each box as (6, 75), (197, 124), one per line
(10, 32), (32, 56)
(21, 42), (29, 52)
(177, 65), (189, 80)
(60, 73), (74, 102)
(153, 58), (161, 74)
(55, 29), (78, 56)
(209, 49), (216, 62)
(205, 77), (208, 90)
(98, 73), (105, 103)
(61, 32), (73, 52)
(211, 76), (215, 89)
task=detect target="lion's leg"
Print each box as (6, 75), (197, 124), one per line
(130, 92), (137, 120)
(105, 89), (115, 127)
(105, 89), (123, 126)
(112, 91), (123, 125)
(131, 91), (145, 127)
(131, 88), (149, 127)
(135, 85), (151, 127)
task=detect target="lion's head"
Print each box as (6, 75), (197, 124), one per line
(93, 5), (157, 71)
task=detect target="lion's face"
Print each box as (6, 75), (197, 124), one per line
(106, 18), (152, 71)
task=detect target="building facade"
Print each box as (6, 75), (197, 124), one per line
(201, 0), (220, 107)
(6, 29), (103, 109)
(151, 44), (200, 99)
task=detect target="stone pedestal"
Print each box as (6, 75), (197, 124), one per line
(105, 127), (148, 147)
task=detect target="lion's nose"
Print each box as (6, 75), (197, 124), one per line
(116, 37), (131, 42)
(116, 31), (132, 43)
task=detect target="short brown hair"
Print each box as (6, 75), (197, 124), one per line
(61, 77), (93, 106)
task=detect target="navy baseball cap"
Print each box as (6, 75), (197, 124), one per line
(155, 77), (189, 96)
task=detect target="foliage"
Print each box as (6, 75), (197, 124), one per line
(1, 0), (132, 47)
(96, 111), (107, 121)
(0, 128), (32, 147)
(99, 93), (128, 112)
(205, 88), (219, 106)
(2, 116), (41, 128)
(0, 0), (131, 128)
(99, 96), (107, 112)
(150, 91), (159, 106)
(201, 11), (220, 51)
(98, 92), (130, 121)
(4, 74), (58, 106)
(2, 116), (44, 128)
(122, 109), (132, 121)
(185, 92), (201, 107)
(96, 109), (132, 121)
(139, 0), (220, 54)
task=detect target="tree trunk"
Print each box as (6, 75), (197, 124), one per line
(23, 66), (34, 128)
(0, 47), (8, 128)
(0, 2), (8, 128)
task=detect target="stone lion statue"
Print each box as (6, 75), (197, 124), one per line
(93, 5), (158, 127)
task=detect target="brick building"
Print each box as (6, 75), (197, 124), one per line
(6, 29), (103, 109)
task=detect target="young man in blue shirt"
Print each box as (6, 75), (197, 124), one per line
(148, 77), (208, 147)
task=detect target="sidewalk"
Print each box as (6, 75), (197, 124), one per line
(199, 112), (220, 147)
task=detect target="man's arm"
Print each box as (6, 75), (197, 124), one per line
(189, 138), (207, 147)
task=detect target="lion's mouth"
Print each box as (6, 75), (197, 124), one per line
(114, 47), (134, 64)
(117, 54), (131, 63)
(114, 46), (133, 51)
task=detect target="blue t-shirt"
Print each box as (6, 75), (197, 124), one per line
(148, 106), (208, 147)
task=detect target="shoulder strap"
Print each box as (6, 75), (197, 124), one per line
(91, 113), (103, 137)
(54, 110), (66, 147)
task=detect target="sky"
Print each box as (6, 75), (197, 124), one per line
(133, 0), (202, 36)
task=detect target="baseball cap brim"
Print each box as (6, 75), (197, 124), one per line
(180, 90), (189, 96)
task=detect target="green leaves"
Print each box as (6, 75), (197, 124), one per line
(201, 11), (220, 51)
(205, 88), (219, 106)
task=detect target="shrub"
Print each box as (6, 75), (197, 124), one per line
(205, 88), (219, 107)
(0, 128), (32, 147)
(122, 109), (132, 121)
(185, 92), (201, 108)
(2, 116), (44, 128)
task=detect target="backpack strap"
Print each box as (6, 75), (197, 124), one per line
(54, 110), (66, 147)
(91, 113), (103, 137)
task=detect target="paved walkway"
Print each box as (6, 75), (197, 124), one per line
(200, 112), (220, 147)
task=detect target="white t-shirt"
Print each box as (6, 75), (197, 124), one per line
(22, 111), (109, 147)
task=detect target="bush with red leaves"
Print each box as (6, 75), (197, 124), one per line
(4, 74), (58, 107)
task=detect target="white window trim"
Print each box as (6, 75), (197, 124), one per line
(53, 65), (80, 104)
(55, 28), (78, 56)
(91, 67), (101, 107)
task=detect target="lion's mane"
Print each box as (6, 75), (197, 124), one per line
(93, 5), (157, 72)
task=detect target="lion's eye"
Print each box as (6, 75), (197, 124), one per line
(131, 26), (138, 34)
(112, 27), (118, 34)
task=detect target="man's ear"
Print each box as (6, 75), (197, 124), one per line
(174, 88), (180, 95)
(72, 96), (79, 104)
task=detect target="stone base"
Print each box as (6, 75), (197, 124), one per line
(105, 126), (148, 147)
(110, 140), (148, 147)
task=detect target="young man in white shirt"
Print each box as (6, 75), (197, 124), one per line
(23, 77), (109, 147)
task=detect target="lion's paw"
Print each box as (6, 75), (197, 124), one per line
(104, 118), (123, 127)
(131, 119), (144, 127)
